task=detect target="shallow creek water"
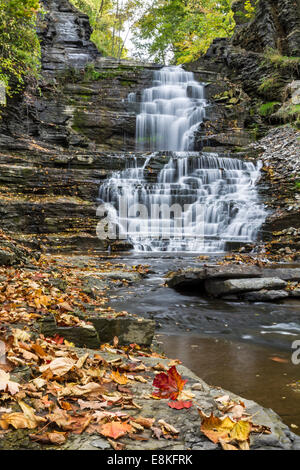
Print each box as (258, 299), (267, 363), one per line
(106, 253), (300, 433)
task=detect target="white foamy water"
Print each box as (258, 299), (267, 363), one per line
(133, 66), (206, 151)
(98, 66), (266, 252)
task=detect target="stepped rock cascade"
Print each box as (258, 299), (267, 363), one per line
(99, 66), (266, 252)
(132, 66), (206, 151)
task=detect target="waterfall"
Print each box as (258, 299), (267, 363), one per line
(98, 66), (266, 253)
(98, 152), (266, 252)
(135, 66), (206, 151)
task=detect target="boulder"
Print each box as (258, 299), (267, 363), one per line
(204, 277), (287, 297)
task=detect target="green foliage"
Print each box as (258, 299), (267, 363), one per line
(70, 0), (132, 59)
(263, 49), (300, 73)
(258, 74), (282, 94)
(244, 0), (258, 19)
(277, 104), (300, 124)
(131, 0), (236, 64)
(0, 0), (41, 95)
(258, 101), (280, 117)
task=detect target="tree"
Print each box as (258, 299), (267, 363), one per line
(131, 0), (236, 64)
(0, 0), (41, 94)
(70, 0), (132, 58)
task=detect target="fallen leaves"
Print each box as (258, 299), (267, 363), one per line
(168, 401), (193, 410)
(152, 366), (187, 400)
(198, 404), (270, 451)
(100, 421), (132, 440)
(0, 401), (46, 430)
(40, 357), (75, 377)
(0, 370), (20, 396)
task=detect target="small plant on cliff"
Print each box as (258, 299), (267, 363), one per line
(0, 0), (42, 96)
(263, 49), (300, 74)
(258, 74), (283, 96)
(258, 101), (280, 117)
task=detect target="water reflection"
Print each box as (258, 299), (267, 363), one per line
(160, 334), (300, 434)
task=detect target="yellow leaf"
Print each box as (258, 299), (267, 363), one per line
(229, 420), (251, 442)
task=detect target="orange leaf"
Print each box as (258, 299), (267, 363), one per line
(168, 400), (193, 410)
(153, 366), (187, 400)
(100, 421), (132, 439)
(111, 370), (128, 385)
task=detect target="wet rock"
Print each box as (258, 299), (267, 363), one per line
(94, 271), (142, 283)
(241, 289), (289, 302)
(166, 265), (262, 290)
(205, 277), (287, 297)
(290, 289), (300, 298)
(38, 0), (100, 73)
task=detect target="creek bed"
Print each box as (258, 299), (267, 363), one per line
(104, 252), (300, 435)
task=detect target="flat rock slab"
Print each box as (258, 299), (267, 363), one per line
(39, 313), (155, 348)
(1, 351), (299, 450)
(93, 271), (142, 283)
(241, 289), (290, 302)
(38, 314), (100, 349)
(89, 316), (155, 347)
(262, 268), (300, 281)
(205, 277), (287, 297)
(166, 265), (262, 289)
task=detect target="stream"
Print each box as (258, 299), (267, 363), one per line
(105, 253), (300, 433)
(98, 65), (300, 434)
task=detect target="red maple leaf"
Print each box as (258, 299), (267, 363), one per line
(52, 334), (64, 345)
(168, 401), (193, 410)
(152, 366), (187, 400)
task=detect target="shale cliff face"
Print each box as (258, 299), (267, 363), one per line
(38, 0), (99, 72)
(0, 0), (160, 256)
(232, 0), (300, 56)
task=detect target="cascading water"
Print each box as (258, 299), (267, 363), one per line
(99, 66), (266, 252)
(133, 67), (206, 151)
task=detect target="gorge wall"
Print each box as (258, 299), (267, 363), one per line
(0, 0), (299, 259)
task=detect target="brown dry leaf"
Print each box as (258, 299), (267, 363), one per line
(31, 343), (48, 358)
(107, 438), (126, 450)
(153, 363), (168, 371)
(158, 419), (179, 435)
(77, 399), (108, 410)
(133, 417), (155, 429)
(47, 407), (74, 429)
(58, 301), (73, 311)
(30, 431), (67, 445)
(0, 413), (30, 430)
(0, 370), (20, 396)
(219, 438), (239, 451)
(250, 423), (271, 434)
(66, 382), (104, 397)
(18, 400), (46, 428)
(134, 375), (147, 383)
(75, 353), (89, 369)
(66, 416), (92, 434)
(40, 357), (75, 377)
